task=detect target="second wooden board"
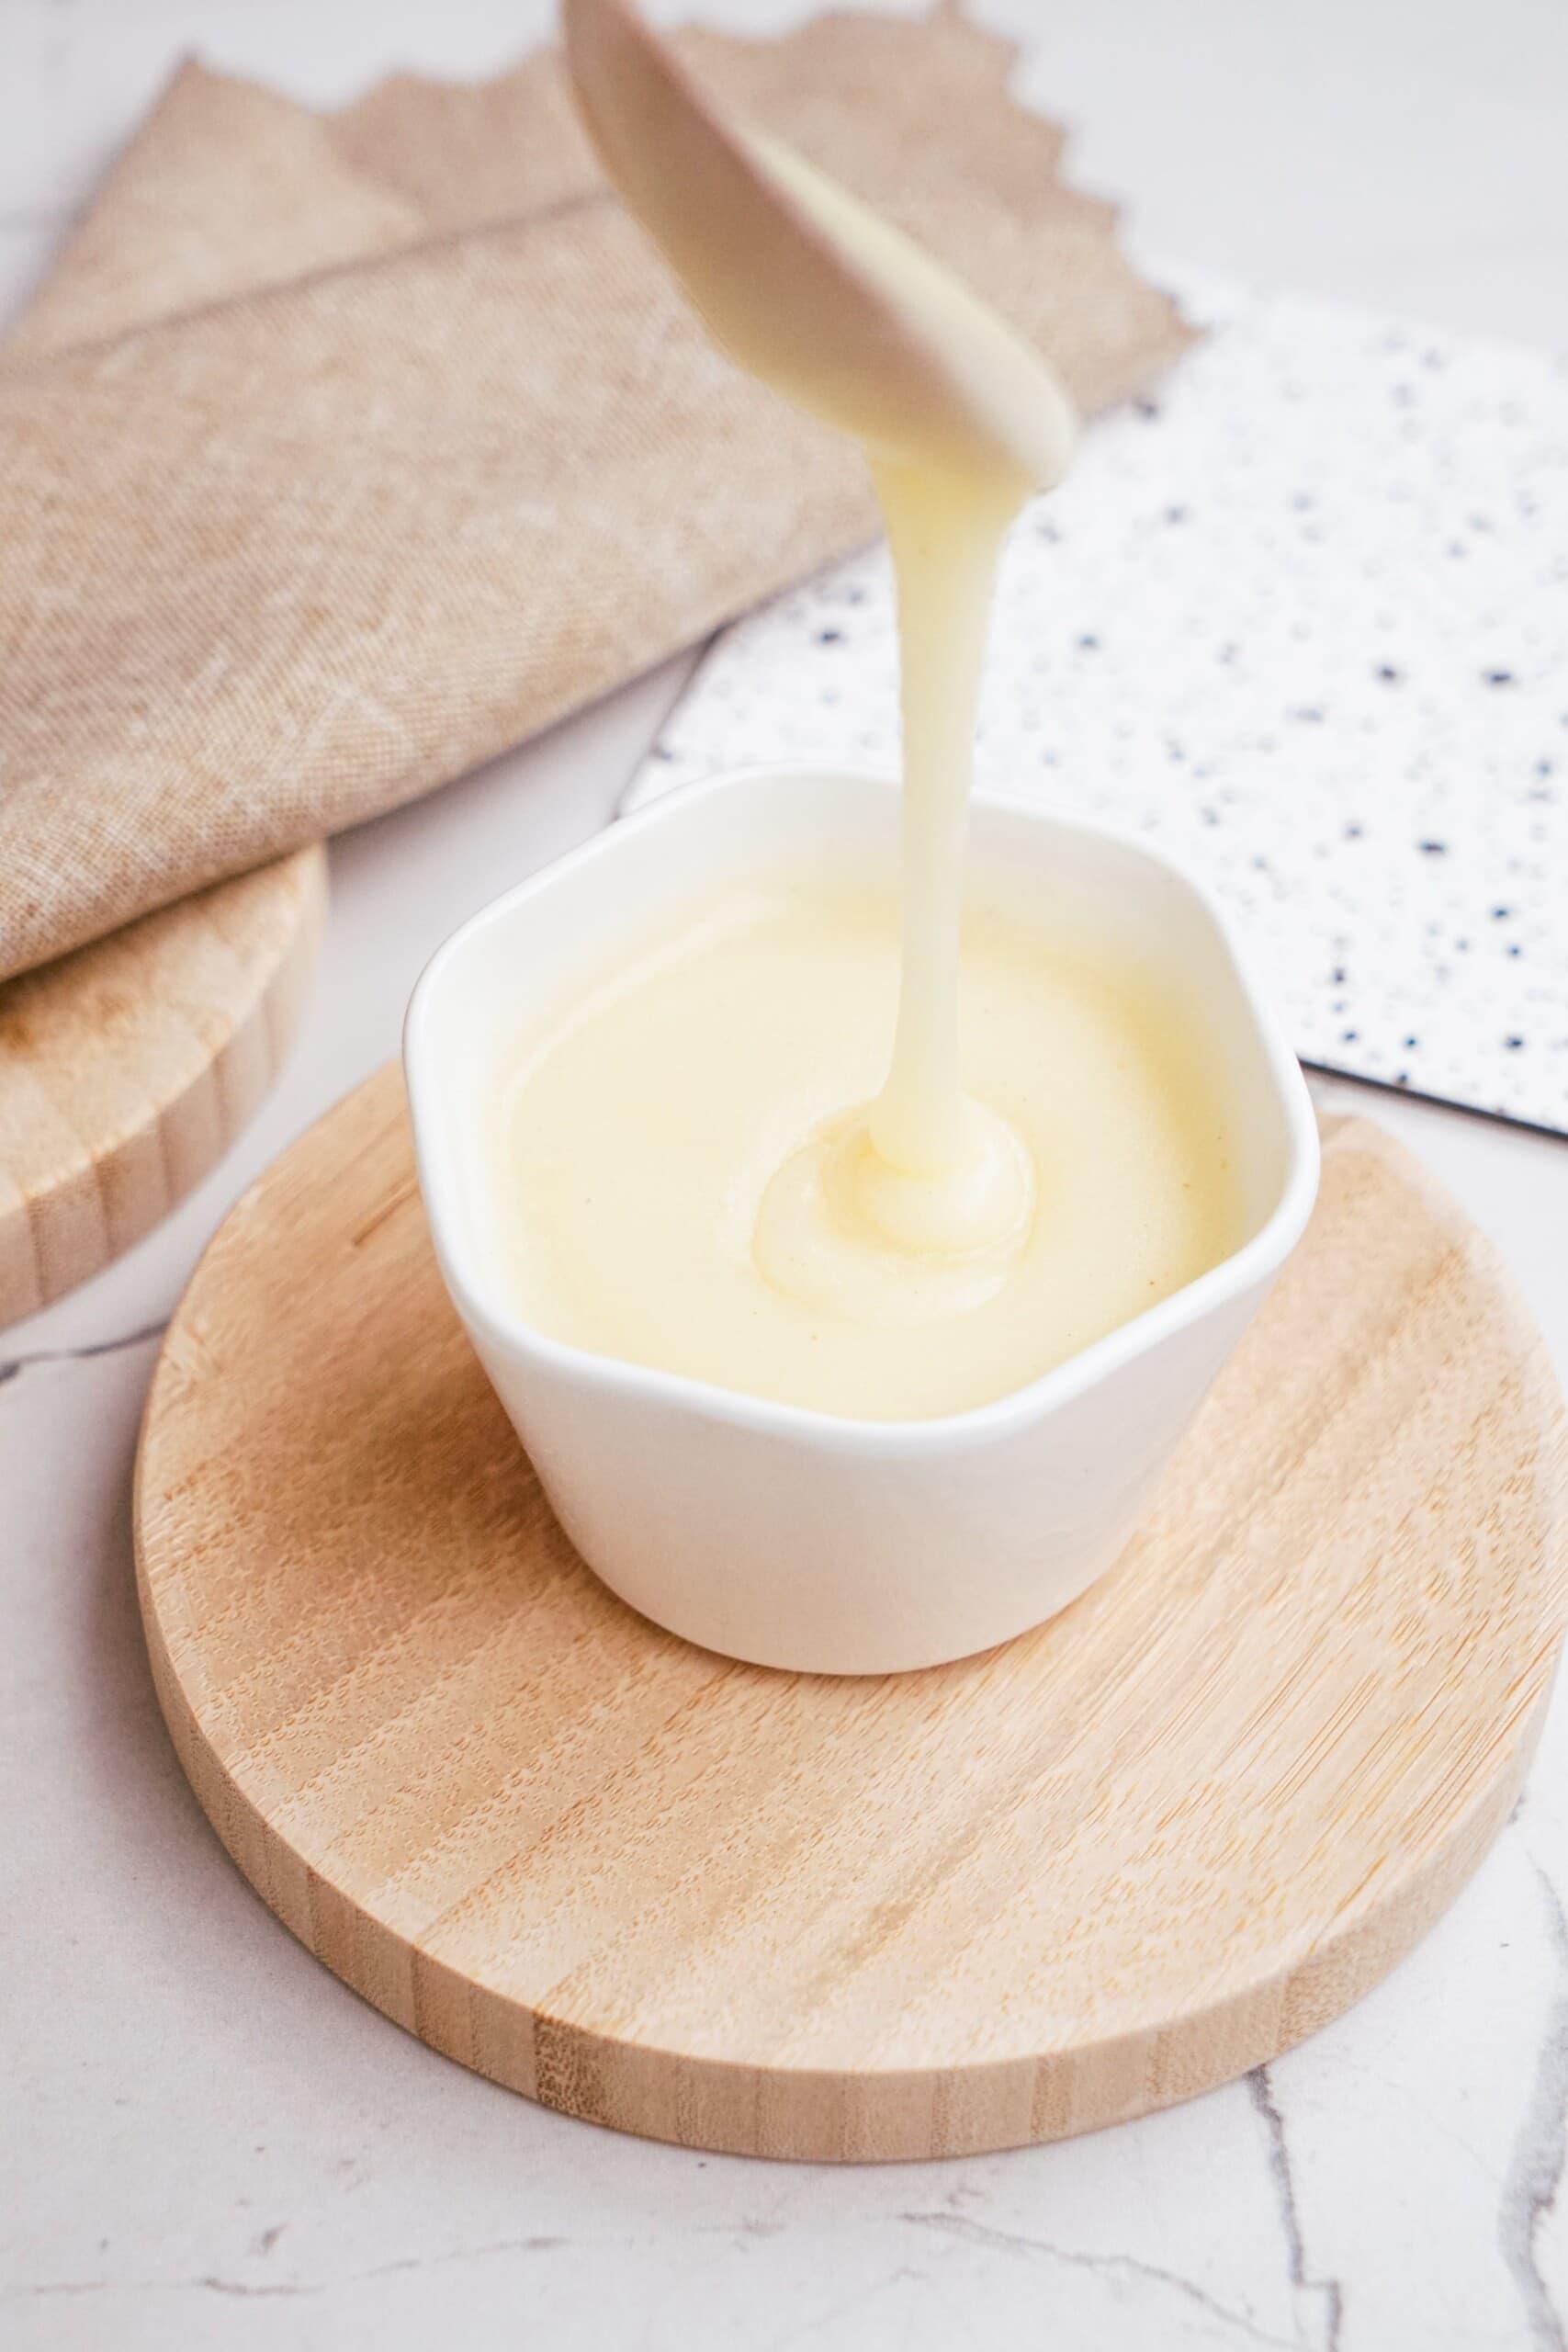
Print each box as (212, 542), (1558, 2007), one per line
(135, 1071), (1567, 2161)
(0, 849), (326, 1328)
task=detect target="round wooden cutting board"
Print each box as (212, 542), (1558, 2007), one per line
(134, 1071), (1567, 2163)
(0, 849), (326, 1329)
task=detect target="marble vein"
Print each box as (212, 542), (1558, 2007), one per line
(1498, 1859), (1568, 2352)
(0, 1317), (166, 1391)
(1247, 2067), (1343, 2352)
(896, 2211), (1293, 2347)
(755, 2266), (928, 2351)
(17, 2235), (569, 2302)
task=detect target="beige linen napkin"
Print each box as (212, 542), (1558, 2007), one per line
(0, 7), (1193, 983)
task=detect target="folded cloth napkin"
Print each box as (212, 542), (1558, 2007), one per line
(0, 6), (1193, 983)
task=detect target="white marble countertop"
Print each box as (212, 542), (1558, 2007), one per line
(4, 4), (1568, 2346)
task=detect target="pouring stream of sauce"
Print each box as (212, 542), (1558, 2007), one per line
(564, 0), (1077, 1304)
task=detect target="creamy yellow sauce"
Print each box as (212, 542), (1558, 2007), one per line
(487, 876), (1243, 1420)
(516, 25), (1239, 1419)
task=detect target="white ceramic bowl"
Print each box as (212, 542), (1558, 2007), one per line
(405, 768), (1319, 1675)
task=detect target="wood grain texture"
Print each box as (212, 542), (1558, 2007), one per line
(0, 846), (326, 1329)
(134, 1069), (1568, 2162)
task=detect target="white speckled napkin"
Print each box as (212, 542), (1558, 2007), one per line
(630, 279), (1568, 1136)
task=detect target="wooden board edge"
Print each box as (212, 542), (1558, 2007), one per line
(129, 1081), (1567, 2159)
(0, 847), (328, 1329)
(132, 1520), (1554, 2160)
